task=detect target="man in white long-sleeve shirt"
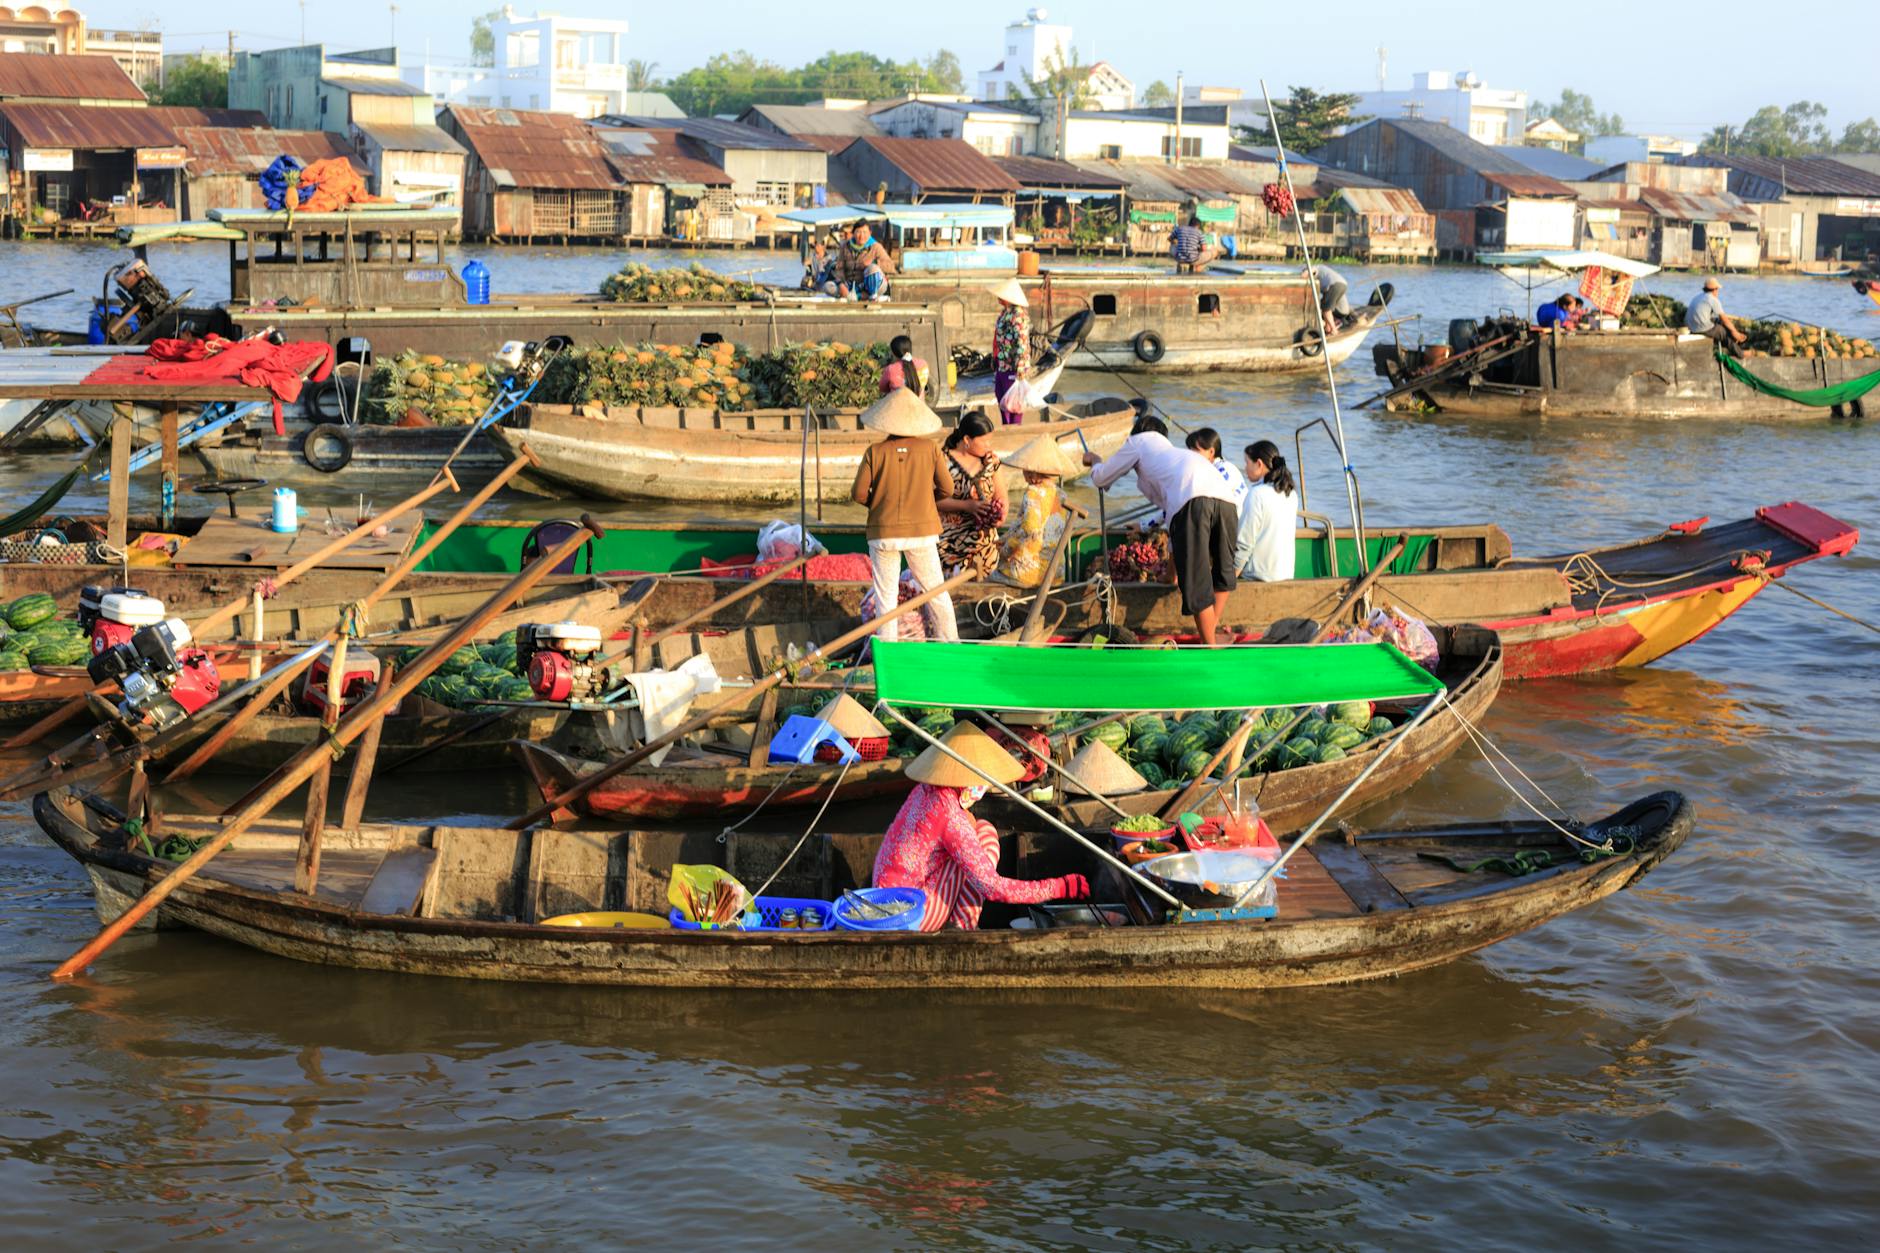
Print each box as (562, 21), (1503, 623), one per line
(1084, 413), (1242, 645)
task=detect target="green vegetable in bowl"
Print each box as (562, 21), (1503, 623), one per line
(1114, 813), (1170, 833)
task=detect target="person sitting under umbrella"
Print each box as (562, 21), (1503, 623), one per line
(873, 722), (1089, 931)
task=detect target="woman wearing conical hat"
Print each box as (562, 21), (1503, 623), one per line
(873, 721), (1090, 931)
(989, 277), (1032, 424)
(850, 388), (960, 643)
(994, 433), (1080, 588)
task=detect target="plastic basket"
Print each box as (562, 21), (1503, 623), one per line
(817, 734), (888, 763)
(833, 887), (927, 931)
(668, 895), (835, 933)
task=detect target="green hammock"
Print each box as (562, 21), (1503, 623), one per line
(1717, 350), (1880, 408)
(0, 446), (101, 541)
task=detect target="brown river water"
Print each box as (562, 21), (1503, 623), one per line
(1, 243), (1876, 1246)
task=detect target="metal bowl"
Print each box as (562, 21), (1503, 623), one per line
(1135, 849), (1279, 909)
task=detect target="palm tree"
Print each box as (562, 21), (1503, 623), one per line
(626, 59), (660, 92)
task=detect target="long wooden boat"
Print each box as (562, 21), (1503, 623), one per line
(156, 705), (568, 775)
(509, 626), (1501, 827)
(496, 396), (1139, 504)
(36, 786), (1691, 989)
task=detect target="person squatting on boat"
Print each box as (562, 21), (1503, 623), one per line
(989, 278), (1032, 423)
(872, 722), (1090, 931)
(1687, 277), (1747, 357)
(994, 434), (1079, 588)
(1536, 293), (1584, 331)
(1239, 440), (1299, 583)
(1316, 263), (1352, 337)
(851, 389), (960, 643)
(936, 411), (1008, 576)
(1086, 412), (1241, 645)
(829, 221), (896, 301)
(1169, 215), (1220, 273)
(878, 334), (930, 396)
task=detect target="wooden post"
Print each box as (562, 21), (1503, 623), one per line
(158, 405), (179, 530)
(339, 711), (386, 832)
(106, 405), (131, 552)
(248, 587), (264, 682)
(295, 757), (330, 894)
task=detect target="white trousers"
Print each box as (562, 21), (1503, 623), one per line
(868, 538), (958, 643)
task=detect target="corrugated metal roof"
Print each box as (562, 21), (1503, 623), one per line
(446, 106), (621, 190)
(1483, 170), (1576, 198)
(846, 136), (1019, 193)
(1678, 153), (1880, 197)
(1330, 186), (1430, 215)
(175, 125), (364, 176)
(1636, 187), (1761, 226)
(740, 104), (880, 138)
(1489, 144), (1601, 180)
(1352, 117), (1573, 184)
(1074, 160), (1260, 202)
(0, 52), (144, 102)
(598, 127), (731, 186)
(993, 154), (1126, 190)
(598, 114), (818, 152)
(794, 132), (871, 155)
(0, 101), (178, 148)
(353, 121), (466, 155)
(322, 75), (429, 98)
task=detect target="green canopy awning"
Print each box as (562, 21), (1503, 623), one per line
(1194, 204), (1236, 224)
(872, 641), (1442, 713)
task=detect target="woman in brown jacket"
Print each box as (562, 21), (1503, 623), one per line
(850, 389), (960, 642)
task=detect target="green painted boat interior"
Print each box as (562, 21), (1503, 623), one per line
(412, 520), (1438, 580)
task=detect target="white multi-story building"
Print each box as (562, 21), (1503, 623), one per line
(1352, 70), (1527, 147)
(404, 6), (633, 118)
(977, 7), (1072, 102)
(1584, 133), (1699, 166)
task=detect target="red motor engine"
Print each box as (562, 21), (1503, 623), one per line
(78, 585), (167, 656)
(300, 645), (382, 718)
(85, 616), (221, 731)
(516, 622), (609, 702)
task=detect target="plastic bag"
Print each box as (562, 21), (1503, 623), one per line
(1363, 606), (1440, 667)
(756, 521), (827, 564)
(999, 375), (1035, 418)
(668, 864), (752, 929)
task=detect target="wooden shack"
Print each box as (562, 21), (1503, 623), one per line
(173, 124), (364, 217)
(595, 126), (734, 244)
(835, 137), (1019, 205)
(438, 105), (627, 243)
(350, 121), (467, 207)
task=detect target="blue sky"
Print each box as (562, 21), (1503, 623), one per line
(94, 0), (1874, 142)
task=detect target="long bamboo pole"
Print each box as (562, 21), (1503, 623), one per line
(49, 517), (606, 981)
(506, 567), (979, 831)
(162, 450), (538, 784)
(601, 554), (808, 667)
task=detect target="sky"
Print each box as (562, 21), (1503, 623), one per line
(91, 0), (1876, 143)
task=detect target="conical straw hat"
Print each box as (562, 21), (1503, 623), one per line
(859, 386), (943, 436)
(988, 277), (1029, 307)
(815, 693), (889, 741)
(1003, 433), (1081, 478)
(906, 720), (1025, 787)
(1063, 739), (1148, 795)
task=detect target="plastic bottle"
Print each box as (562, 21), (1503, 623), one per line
(462, 259), (490, 305)
(271, 487), (299, 534)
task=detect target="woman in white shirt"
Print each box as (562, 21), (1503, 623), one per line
(1238, 440), (1299, 582)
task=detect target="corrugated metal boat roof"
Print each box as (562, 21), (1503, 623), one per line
(846, 136), (1019, 193)
(447, 106), (622, 190)
(0, 52), (143, 102)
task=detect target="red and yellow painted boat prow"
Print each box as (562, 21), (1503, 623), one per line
(1486, 502), (1859, 679)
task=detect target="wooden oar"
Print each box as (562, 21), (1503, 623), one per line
(0, 468), (465, 751)
(1018, 511), (1078, 644)
(162, 448), (541, 784)
(49, 517), (607, 981)
(506, 567), (979, 831)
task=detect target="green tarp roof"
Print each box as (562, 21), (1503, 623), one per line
(872, 641), (1442, 713)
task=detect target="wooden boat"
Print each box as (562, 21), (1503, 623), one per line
(510, 626), (1501, 827)
(156, 704), (567, 775)
(35, 785), (1691, 989)
(495, 396), (1139, 504)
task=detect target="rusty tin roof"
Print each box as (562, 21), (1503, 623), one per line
(446, 106), (622, 190)
(846, 137), (1019, 193)
(0, 52), (144, 102)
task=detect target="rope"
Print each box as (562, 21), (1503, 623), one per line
(716, 665), (865, 844)
(1435, 691), (1614, 854)
(1765, 577), (1880, 636)
(1081, 571), (1119, 627)
(337, 599), (370, 640)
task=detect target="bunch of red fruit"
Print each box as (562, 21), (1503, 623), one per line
(1262, 183), (1295, 216)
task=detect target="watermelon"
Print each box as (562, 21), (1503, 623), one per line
(1136, 760), (1168, 789)
(1331, 700), (1374, 728)
(1367, 715), (1395, 738)
(1084, 721), (1129, 752)
(0, 650), (27, 671)
(1132, 731), (1169, 764)
(1128, 713), (1167, 742)
(1324, 724), (1365, 751)
(5, 594), (57, 630)
(1279, 737), (1317, 769)
(1177, 748), (1214, 780)
(466, 662), (509, 685)
(1297, 715), (1330, 743)
(1314, 743), (1348, 764)
(27, 637), (87, 666)
(478, 642), (516, 671)
(1166, 725), (1209, 762)
(437, 646), (480, 675)
(918, 709), (956, 735)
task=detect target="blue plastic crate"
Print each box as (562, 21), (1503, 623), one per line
(668, 895), (835, 932)
(832, 887), (928, 931)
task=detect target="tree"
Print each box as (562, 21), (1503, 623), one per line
(470, 8), (502, 68)
(626, 59), (659, 92)
(1700, 100), (1833, 157)
(1141, 79), (1173, 108)
(664, 49), (969, 116)
(1837, 117), (1880, 153)
(1530, 88), (1624, 143)
(925, 49), (963, 95)
(152, 54), (227, 108)
(1272, 86), (1368, 154)
(1018, 46), (1097, 110)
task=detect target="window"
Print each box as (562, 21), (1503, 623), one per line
(1160, 136), (1202, 159)
(1005, 135), (1022, 156)
(1198, 293), (1220, 315)
(1098, 143), (1122, 159)
(974, 137), (993, 154)
(285, 85), (294, 117)
(1092, 293), (1117, 316)
(751, 181), (793, 205)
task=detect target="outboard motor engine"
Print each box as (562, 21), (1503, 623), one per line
(78, 586), (164, 656)
(86, 618), (221, 731)
(516, 622), (610, 702)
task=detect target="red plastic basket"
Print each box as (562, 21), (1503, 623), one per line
(816, 735), (889, 763)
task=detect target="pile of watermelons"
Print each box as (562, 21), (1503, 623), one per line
(399, 630), (535, 713)
(0, 594), (89, 670)
(1105, 701), (1400, 789)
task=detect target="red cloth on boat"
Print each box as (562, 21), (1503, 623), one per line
(296, 158), (384, 212)
(694, 551), (876, 582)
(82, 336), (336, 435)
(872, 784), (1083, 931)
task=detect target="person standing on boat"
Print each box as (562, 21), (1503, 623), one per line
(1315, 263), (1352, 337)
(851, 389), (960, 643)
(935, 411), (1009, 575)
(1135, 426), (1248, 530)
(1687, 277), (1746, 356)
(878, 334), (930, 397)
(1084, 412), (1241, 645)
(873, 721), (1090, 931)
(1238, 440), (1299, 582)
(989, 278), (1032, 422)
(832, 221), (895, 301)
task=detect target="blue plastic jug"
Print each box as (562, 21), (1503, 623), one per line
(463, 259), (490, 305)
